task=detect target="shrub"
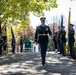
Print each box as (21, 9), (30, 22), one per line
(66, 42), (70, 55)
(74, 42), (76, 56)
(66, 42), (76, 56)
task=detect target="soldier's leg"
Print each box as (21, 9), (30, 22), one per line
(12, 45), (15, 53)
(69, 43), (72, 57)
(40, 44), (46, 65)
(40, 44), (44, 61)
(69, 42), (75, 58)
(40, 44), (42, 59)
(44, 44), (48, 60)
(0, 46), (2, 55)
(20, 45), (21, 52)
(3, 45), (5, 54)
(55, 42), (58, 52)
(71, 42), (75, 58)
(21, 46), (22, 52)
(3, 45), (7, 54)
(54, 42), (57, 52)
(21, 45), (23, 52)
(57, 42), (59, 52)
(62, 43), (66, 56)
(12, 46), (14, 53)
(59, 42), (62, 54)
(14, 45), (15, 53)
(61, 42), (63, 54)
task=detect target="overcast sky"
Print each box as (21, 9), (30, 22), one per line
(30, 0), (76, 29)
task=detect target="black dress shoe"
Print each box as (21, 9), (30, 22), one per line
(42, 61), (45, 66)
(72, 57), (75, 59)
(63, 54), (66, 56)
(0, 54), (3, 56)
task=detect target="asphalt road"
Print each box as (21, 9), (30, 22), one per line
(0, 51), (76, 75)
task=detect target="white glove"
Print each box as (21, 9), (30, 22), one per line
(49, 36), (52, 39)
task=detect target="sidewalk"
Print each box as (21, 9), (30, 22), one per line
(0, 51), (76, 75)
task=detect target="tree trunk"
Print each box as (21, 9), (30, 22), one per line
(0, 22), (2, 35)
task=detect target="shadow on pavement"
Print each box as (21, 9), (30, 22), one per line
(0, 52), (76, 75)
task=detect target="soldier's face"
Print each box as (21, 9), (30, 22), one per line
(62, 27), (64, 30)
(41, 20), (45, 25)
(70, 26), (73, 29)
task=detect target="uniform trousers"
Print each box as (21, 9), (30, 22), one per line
(0, 45), (2, 55)
(20, 45), (23, 52)
(3, 43), (7, 52)
(69, 42), (75, 58)
(58, 41), (63, 54)
(62, 43), (66, 56)
(12, 45), (15, 53)
(40, 43), (47, 62)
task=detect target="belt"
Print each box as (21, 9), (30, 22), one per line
(39, 34), (48, 36)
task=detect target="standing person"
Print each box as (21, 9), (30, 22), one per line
(3, 35), (7, 54)
(60, 26), (66, 56)
(53, 32), (58, 52)
(35, 17), (52, 66)
(20, 36), (23, 52)
(58, 30), (63, 54)
(68, 24), (75, 59)
(11, 37), (16, 53)
(0, 36), (3, 55)
(56, 31), (60, 52)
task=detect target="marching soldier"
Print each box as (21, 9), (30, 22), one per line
(20, 36), (23, 52)
(68, 24), (75, 59)
(0, 36), (3, 55)
(60, 26), (66, 56)
(35, 17), (52, 66)
(11, 37), (16, 53)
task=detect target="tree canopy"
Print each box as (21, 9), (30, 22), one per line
(0, 0), (58, 30)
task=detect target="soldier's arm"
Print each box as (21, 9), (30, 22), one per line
(0, 39), (4, 45)
(72, 30), (75, 36)
(69, 29), (75, 37)
(65, 31), (66, 35)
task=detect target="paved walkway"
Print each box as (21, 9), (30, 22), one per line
(0, 51), (76, 75)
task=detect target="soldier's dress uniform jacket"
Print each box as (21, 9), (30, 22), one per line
(35, 25), (52, 43)
(68, 28), (75, 58)
(68, 28), (75, 43)
(60, 29), (66, 55)
(61, 30), (66, 43)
